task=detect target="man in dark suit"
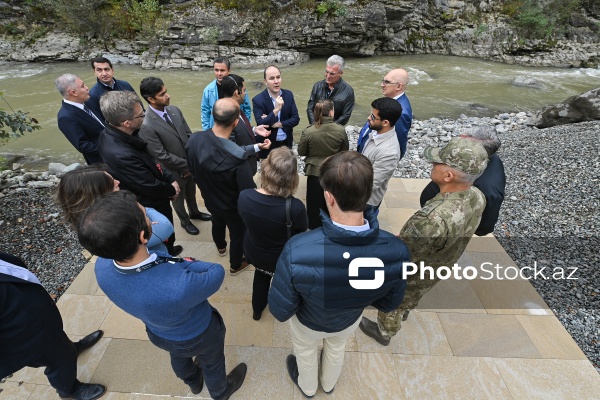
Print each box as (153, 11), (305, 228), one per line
(252, 65), (300, 158)
(221, 74), (271, 175)
(356, 68), (413, 158)
(87, 57), (137, 121)
(98, 90), (183, 256)
(138, 76), (211, 236)
(0, 252), (105, 400)
(55, 74), (105, 165)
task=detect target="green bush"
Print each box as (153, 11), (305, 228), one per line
(505, 0), (580, 40)
(316, 0), (346, 18)
(0, 93), (41, 144)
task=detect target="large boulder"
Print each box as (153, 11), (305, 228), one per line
(527, 87), (600, 128)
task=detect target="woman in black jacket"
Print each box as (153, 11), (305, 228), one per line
(238, 147), (308, 320)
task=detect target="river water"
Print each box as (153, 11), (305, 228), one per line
(0, 55), (598, 167)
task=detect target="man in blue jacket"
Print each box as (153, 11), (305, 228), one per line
(356, 68), (413, 159)
(77, 191), (247, 400)
(268, 151), (408, 398)
(252, 65), (300, 158)
(201, 57), (252, 130)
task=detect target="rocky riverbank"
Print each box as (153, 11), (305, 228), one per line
(1, 114), (598, 371)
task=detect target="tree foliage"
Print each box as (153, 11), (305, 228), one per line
(0, 93), (41, 144)
(503, 0), (580, 39)
(32, 0), (163, 44)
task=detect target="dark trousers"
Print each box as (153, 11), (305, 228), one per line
(147, 308), (228, 399)
(210, 209), (245, 270)
(306, 175), (327, 230)
(252, 270), (273, 314)
(172, 175), (201, 226)
(26, 331), (78, 396)
(152, 200), (176, 253)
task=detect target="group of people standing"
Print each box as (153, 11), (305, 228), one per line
(0, 54), (506, 400)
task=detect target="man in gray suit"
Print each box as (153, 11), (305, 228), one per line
(139, 77), (211, 236)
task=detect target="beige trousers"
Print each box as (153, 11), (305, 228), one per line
(289, 314), (361, 396)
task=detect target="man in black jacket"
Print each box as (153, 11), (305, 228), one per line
(419, 126), (506, 236)
(98, 90), (182, 256)
(306, 55), (355, 126)
(186, 99), (270, 275)
(0, 252), (105, 400)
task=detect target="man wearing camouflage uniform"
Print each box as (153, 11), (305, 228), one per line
(360, 137), (488, 345)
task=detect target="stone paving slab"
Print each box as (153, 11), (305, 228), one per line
(2, 177), (599, 400)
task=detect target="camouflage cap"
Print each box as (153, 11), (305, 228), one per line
(423, 137), (488, 175)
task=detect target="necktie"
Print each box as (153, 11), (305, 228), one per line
(83, 104), (104, 127)
(240, 113), (256, 143)
(163, 112), (176, 130)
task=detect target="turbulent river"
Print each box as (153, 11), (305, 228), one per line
(0, 55), (598, 167)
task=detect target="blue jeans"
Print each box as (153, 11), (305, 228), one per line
(146, 308), (228, 398)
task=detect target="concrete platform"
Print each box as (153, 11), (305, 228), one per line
(2, 177), (599, 399)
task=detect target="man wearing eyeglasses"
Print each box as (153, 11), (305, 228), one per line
(99, 91), (183, 257)
(306, 55), (355, 126)
(356, 69), (412, 158)
(361, 97), (403, 209)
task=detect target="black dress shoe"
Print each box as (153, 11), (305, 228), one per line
(286, 355), (313, 398)
(60, 382), (106, 400)
(74, 330), (104, 356)
(189, 357), (204, 394)
(189, 211), (212, 221)
(181, 222), (200, 235)
(215, 362), (247, 400)
(170, 245), (183, 257)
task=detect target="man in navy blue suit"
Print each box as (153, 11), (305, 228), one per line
(252, 65), (300, 158)
(356, 68), (413, 159)
(87, 57), (137, 121)
(55, 74), (105, 165)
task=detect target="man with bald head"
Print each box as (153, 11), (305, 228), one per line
(186, 99), (271, 276)
(357, 68), (412, 158)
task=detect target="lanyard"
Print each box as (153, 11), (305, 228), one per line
(113, 256), (184, 274)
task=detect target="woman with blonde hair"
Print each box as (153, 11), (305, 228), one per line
(238, 147), (308, 320)
(56, 164), (174, 254)
(298, 99), (349, 229)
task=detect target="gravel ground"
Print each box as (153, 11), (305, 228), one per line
(1, 116), (598, 372)
(0, 187), (86, 299)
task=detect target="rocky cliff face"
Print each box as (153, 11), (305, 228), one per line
(0, 0), (599, 69)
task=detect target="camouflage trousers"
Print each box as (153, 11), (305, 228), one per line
(377, 274), (440, 338)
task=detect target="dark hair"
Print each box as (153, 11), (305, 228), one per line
(313, 99), (334, 128)
(140, 76), (164, 103)
(263, 65), (281, 80)
(260, 147), (299, 198)
(77, 191), (149, 262)
(212, 98), (240, 127)
(213, 57), (231, 69)
(371, 97), (402, 126)
(91, 57), (113, 69)
(221, 74), (244, 98)
(319, 151), (373, 212)
(56, 164), (115, 228)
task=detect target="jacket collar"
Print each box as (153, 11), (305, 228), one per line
(104, 124), (147, 150)
(320, 207), (379, 245)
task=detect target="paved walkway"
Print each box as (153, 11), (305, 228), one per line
(2, 177), (599, 399)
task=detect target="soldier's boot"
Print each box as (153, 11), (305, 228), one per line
(359, 317), (391, 346)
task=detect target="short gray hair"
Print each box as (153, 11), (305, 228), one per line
(55, 74), (79, 97)
(452, 168), (480, 185)
(100, 91), (142, 126)
(463, 126), (501, 157)
(327, 55), (345, 71)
